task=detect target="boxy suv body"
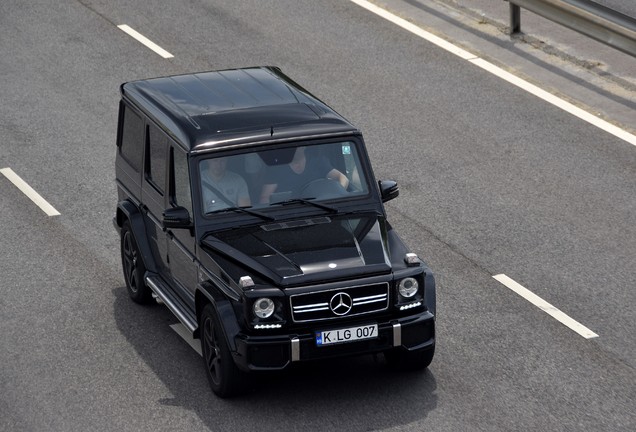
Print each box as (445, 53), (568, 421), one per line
(114, 67), (436, 397)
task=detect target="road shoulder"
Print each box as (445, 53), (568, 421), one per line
(366, 0), (636, 134)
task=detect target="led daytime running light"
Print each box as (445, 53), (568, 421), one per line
(400, 301), (422, 311)
(254, 324), (282, 329)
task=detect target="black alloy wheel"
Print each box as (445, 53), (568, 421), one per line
(121, 221), (152, 304)
(200, 304), (248, 398)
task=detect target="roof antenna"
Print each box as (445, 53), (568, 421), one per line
(270, 126), (274, 136)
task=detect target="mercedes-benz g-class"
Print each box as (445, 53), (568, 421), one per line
(114, 67), (436, 397)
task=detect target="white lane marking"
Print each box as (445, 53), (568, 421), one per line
(350, 0), (476, 60)
(118, 24), (174, 58)
(1, 167), (61, 216)
(349, 0), (636, 147)
(493, 274), (599, 339)
(468, 58), (636, 146)
(170, 323), (203, 356)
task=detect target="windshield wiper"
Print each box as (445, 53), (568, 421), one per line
(207, 206), (275, 221)
(270, 198), (338, 213)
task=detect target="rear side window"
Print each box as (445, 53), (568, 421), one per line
(120, 105), (144, 171)
(146, 124), (168, 194)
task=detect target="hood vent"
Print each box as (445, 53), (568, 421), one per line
(261, 217), (331, 232)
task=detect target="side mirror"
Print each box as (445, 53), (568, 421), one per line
(379, 180), (399, 203)
(163, 206), (192, 229)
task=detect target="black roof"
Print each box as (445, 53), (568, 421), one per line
(121, 67), (358, 152)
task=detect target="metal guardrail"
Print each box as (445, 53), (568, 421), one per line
(506, 0), (636, 56)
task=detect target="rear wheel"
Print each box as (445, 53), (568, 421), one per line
(121, 221), (152, 304)
(200, 304), (248, 398)
(384, 345), (435, 371)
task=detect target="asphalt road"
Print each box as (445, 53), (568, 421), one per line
(1, 1), (634, 431)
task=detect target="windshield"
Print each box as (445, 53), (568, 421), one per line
(198, 141), (370, 215)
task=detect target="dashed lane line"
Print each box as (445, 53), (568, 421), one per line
(1, 167), (61, 216)
(493, 274), (599, 339)
(118, 24), (174, 58)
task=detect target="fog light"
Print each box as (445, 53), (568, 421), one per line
(253, 298), (275, 319)
(398, 277), (419, 298)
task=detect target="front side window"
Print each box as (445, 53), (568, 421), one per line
(198, 141), (370, 216)
(172, 148), (192, 214)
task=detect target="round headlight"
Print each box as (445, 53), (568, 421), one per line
(253, 298), (275, 319)
(398, 277), (419, 298)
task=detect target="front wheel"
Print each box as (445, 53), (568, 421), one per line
(120, 221), (153, 304)
(384, 345), (435, 371)
(200, 304), (248, 398)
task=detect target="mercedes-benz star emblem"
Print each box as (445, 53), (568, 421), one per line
(329, 292), (353, 316)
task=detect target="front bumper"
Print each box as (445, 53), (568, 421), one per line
(233, 311), (435, 371)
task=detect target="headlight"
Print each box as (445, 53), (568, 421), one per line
(398, 277), (419, 298)
(253, 297), (275, 319)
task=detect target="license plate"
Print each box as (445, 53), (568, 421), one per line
(316, 324), (378, 346)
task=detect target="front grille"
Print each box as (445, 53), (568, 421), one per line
(290, 283), (389, 322)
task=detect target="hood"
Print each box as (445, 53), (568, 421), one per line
(202, 214), (391, 286)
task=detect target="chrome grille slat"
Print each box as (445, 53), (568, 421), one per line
(294, 302), (328, 310)
(353, 297), (386, 306)
(295, 306), (330, 313)
(354, 294), (386, 302)
(290, 282), (389, 322)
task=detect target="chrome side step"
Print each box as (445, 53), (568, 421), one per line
(145, 273), (197, 333)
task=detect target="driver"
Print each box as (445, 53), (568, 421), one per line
(259, 147), (349, 204)
(201, 157), (251, 213)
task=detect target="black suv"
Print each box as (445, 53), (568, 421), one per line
(114, 67), (436, 397)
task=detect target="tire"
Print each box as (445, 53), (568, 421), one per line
(384, 344), (435, 371)
(200, 304), (248, 398)
(120, 221), (153, 304)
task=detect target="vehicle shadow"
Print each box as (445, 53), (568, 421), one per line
(113, 286), (438, 431)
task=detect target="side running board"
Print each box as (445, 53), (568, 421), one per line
(145, 273), (198, 334)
